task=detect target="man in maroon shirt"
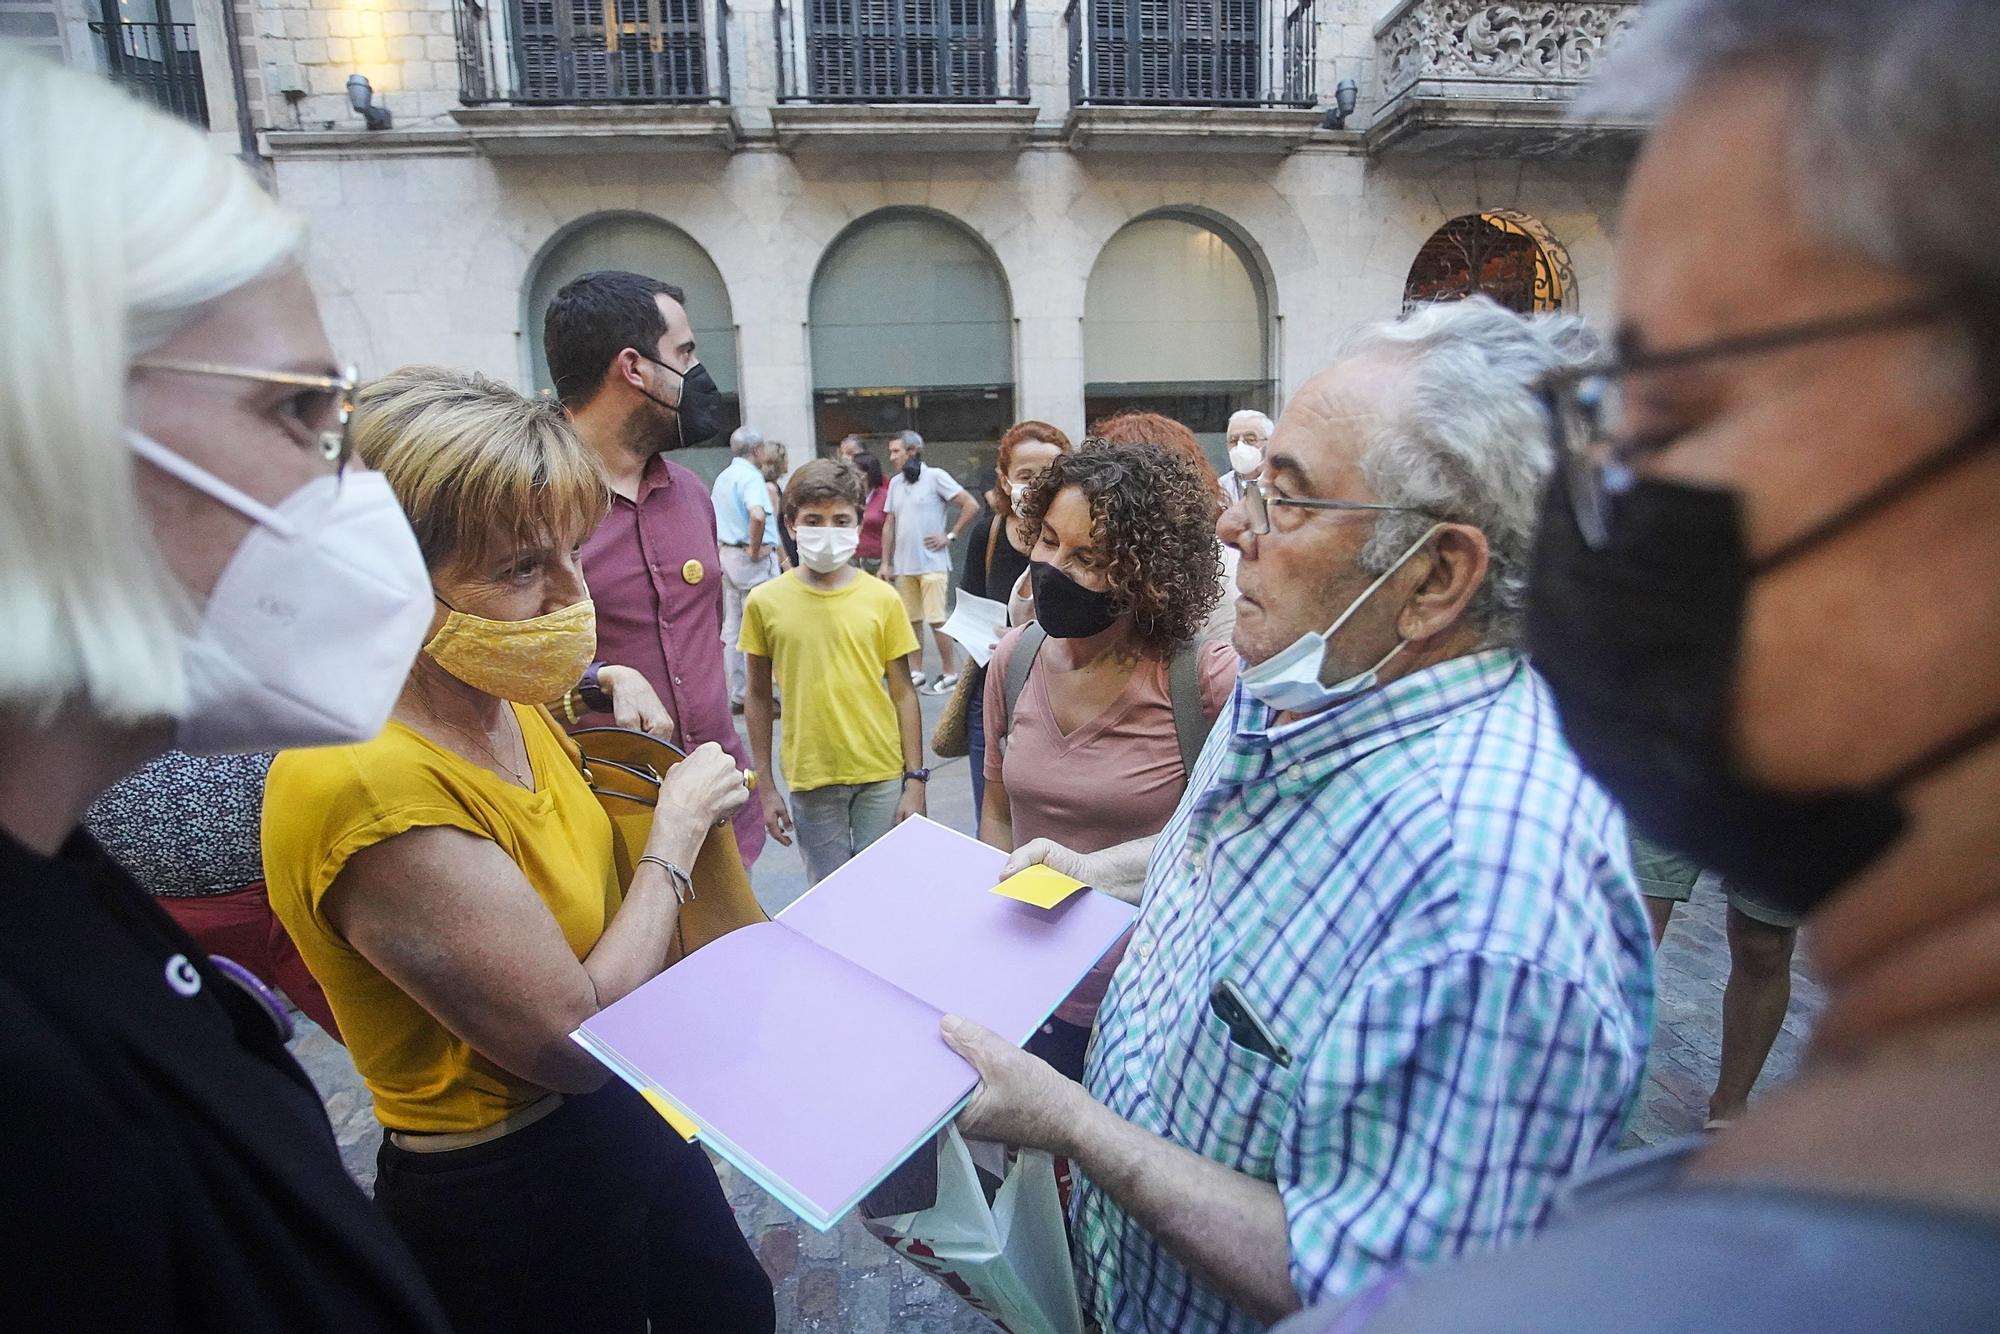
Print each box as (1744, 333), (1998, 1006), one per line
(543, 270), (764, 867)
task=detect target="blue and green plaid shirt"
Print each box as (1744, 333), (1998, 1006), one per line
(1075, 650), (1653, 1333)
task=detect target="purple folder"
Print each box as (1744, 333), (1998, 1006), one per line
(572, 816), (1138, 1230)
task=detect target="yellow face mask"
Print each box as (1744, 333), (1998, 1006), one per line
(424, 597), (598, 704)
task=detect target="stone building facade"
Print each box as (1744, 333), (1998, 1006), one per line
(42, 0), (1641, 479)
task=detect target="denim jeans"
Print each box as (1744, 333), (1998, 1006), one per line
(966, 666), (989, 821)
(790, 777), (902, 885)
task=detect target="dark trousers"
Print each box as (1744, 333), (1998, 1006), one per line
(374, 1082), (775, 1334)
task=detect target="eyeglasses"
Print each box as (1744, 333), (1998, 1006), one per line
(1537, 299), (1946, 550)
(1239, 475), (1429, 536)
(132, 357), (360, 470)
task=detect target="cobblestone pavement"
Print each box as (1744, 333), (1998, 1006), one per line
(289, 652), (1825, 1331)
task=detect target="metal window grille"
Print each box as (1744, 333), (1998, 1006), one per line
(1066, 0), (1314, 108)
(89, 21), (209, 128)
(510, 0), (710, 102)
(804, 0), (997, 100)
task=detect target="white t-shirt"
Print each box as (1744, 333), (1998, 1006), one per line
(885, 462), (966, 575)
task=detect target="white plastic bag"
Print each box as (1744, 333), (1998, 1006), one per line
(861, 1125), (1085, 1334)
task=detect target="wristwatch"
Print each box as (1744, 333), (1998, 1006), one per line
(904, 767), (930, 784)
(577, 661), (613, 714)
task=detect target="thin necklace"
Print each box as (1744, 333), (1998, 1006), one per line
(415, 678), (533, 790)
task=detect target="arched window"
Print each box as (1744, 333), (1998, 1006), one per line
(1082, 213), (1272, 458)
(808, 210), (1014, 488)
(524, 213), (741, 451)
(1403, 211), (1575, 314)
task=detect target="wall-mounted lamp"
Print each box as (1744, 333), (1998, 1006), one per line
(347, 73), (393, 131)
(1321, 78), (1360, 131)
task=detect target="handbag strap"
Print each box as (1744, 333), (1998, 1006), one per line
(995, 623), (1049, 757)
(995, 628), (1207, 777)
(1165, 640), (1208, 780)
(535, 704), (589, 775)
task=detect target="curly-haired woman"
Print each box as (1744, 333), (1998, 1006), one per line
(1091, 407), (1241, 647)
(979, 442), (1239, 1079)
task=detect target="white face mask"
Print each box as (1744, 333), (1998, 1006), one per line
(1239, 523), (1445, 715)
(1006, 567), (1035, 628)
(125, 430), (433, 754)
(1228, 442), (1265, 478)
(795, 525), (861, 575)
(1009, 481), (1031, 510)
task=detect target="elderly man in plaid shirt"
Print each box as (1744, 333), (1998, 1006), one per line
(940, 299), (1654, 1332)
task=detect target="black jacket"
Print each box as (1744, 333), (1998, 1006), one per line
(0, 828), (450, 1332)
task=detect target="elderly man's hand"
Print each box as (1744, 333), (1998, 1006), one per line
(940, 1014), (1091, 1155)
(598, 664), (675, 741)
(1003, 837), (1151, 907)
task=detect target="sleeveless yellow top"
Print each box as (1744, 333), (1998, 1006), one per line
(263, 705), (619, 1133)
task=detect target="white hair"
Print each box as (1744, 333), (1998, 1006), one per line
(1339, 298), (1598, 646)
(729, 426), (763, 457)
(1227, 409), (1274, 438)
(1580, 0), (2000, 371)
(0, 45), (305, 723)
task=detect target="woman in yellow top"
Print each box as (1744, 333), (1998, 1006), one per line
(263, 367), (774, 1334)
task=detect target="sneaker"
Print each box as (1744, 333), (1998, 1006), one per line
(910, 670), (928, 687)
(923, 673), (959, 696)
(729, 698), (745, 715)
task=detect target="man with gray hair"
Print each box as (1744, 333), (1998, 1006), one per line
(941, 297), (1653, 1332)
(1222, 407), (1274, 505)
(711, 424), (779, 710)
(1273, 1), (2000, 1329)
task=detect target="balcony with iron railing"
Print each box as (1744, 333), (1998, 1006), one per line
(91, 20), (208, 129)
(768, 0), (1038, 151)
(1061, 0), (1321, 150)
(448, 0), (739, 151)
(1368, 0), (1642, 156)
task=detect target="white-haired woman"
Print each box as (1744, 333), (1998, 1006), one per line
(1222, 407), (1275, 505)
(0, 50), (447, 1329)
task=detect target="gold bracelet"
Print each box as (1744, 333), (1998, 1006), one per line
(635, 854), (696, 904)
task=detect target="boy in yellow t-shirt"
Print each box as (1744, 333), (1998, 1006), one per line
(740, 459), (926, 885)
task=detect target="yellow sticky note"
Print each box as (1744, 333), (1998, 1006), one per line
(642, 1088), (699, 1142)
(994, 864), (1089, 910)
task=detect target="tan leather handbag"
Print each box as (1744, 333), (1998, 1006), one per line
(559, 723), (771, 965)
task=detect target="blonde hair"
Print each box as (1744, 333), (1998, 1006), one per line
(353, 366), (610, 575)
(0, 44), (306, 722)
(760, 441), (790, 484)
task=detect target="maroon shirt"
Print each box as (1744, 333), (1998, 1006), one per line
(857, 484), (889, 561)
(579, 454), (765, 867)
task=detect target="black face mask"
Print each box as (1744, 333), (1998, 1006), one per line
(634, 351), (725, 450)
(901, 456), (923, 485)
(1526, 419), (2000, 916)
(1030, 560), (1120, 639)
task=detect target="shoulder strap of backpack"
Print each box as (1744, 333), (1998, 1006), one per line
(1167, 640), (1208, 780)
(996, 623), (1049, 754)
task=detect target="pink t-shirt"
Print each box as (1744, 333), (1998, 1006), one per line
(984, 628), (1238, 1025)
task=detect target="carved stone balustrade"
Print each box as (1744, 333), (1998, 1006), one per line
(1368, 1), (1644, 158)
